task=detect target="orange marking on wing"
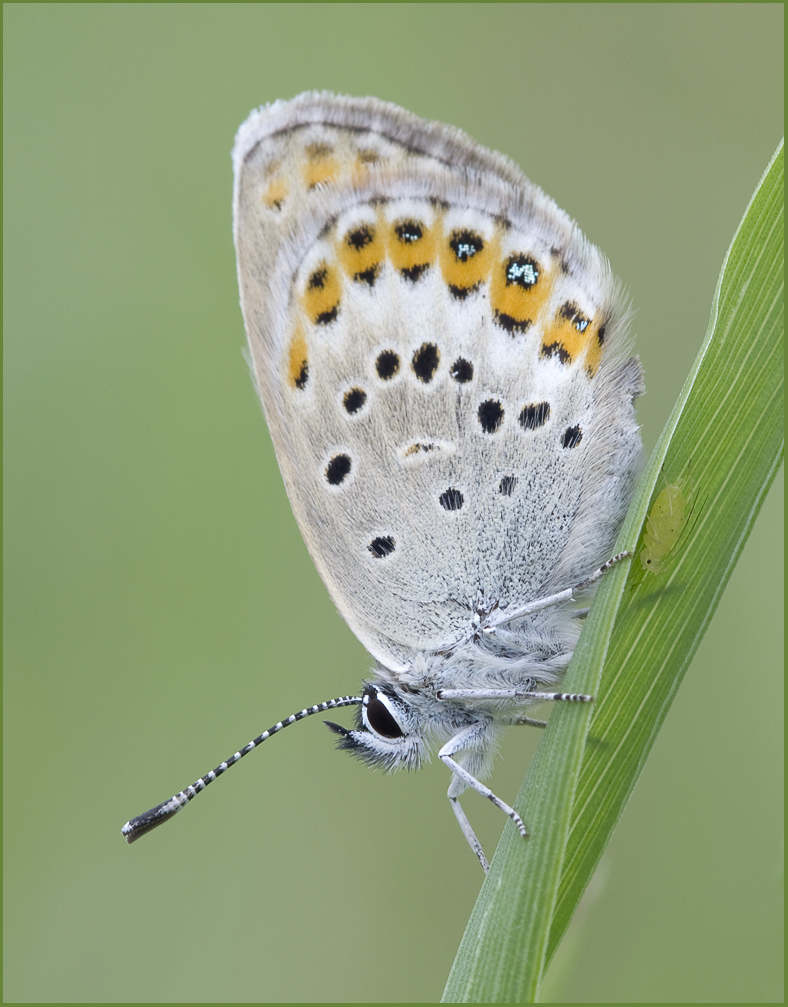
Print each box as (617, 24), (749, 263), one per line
(387, 217), (436, 277)
(286, 323), (309, 390)
(301, 262), (342, 325)
(262, 178), (288, 210)
(304, 160), (339, 188)
(303, 143), (339, 189)
(350, 148), (385, 182)
(489, 253), (553, 334)
(583, 320), (606, 377)
(335, 219), (385, 281)
(541, 302), (597, 366)
(439, 226), (495, 296)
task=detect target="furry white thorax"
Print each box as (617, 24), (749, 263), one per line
(337, 600), (583, 779)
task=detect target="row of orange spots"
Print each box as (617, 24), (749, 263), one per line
(289, 215), (605, 389)
(261, 144), (387, 212)
(306, 141), (391, 189)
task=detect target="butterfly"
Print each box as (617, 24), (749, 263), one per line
(122, 93), (643, 871)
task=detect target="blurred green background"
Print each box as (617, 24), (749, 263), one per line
(4, 4), (783, 1003)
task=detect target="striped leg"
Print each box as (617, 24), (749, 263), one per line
(440, 724), (528, 872)
(449, 792), (490, 873)
(438, 688), (594, 704)
(485, 551), (632, 631)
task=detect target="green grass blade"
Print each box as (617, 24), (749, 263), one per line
(442, 140), (784, 1004)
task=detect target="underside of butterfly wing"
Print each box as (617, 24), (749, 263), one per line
(233, 93), (643, 672)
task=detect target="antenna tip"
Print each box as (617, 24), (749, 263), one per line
(121, 796), (186, 844)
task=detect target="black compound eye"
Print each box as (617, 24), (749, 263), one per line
(365, 692), (404, 739)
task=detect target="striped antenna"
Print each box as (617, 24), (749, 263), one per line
(121, 695), (362, 844)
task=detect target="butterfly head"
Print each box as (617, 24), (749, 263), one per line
(325, 683), (426, 771)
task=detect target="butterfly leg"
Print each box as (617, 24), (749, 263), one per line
(447, 784), (490, 873)
(438, 688), (594, 704)
(439, 724), (528, 866)
(486, 550), (632, 630)
(511, 715), (548, 728)
(490, 606), (588, 644)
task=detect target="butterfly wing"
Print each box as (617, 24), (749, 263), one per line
(233, 93), (642, 672)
